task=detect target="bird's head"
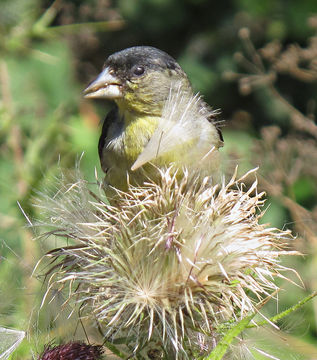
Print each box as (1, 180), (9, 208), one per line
(84, 46), (191, 115)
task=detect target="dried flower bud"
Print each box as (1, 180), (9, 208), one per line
(38, 342), (103, 360)
(259, 40), (282, 60)
(308, 15), (317, 29)
(238, 27), (250, 39)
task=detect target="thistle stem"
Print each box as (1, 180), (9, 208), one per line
(247, 291), (317, 329)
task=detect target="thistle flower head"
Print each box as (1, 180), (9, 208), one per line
(34, 168), (296, 358)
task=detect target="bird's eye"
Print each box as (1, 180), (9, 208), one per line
(133, 66), (145, 76)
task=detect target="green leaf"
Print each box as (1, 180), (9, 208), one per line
(0, 327), (25, 360)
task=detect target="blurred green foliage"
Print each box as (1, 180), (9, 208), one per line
(0, 0), (317, 358)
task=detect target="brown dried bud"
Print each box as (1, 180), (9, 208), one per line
(238, 27), (250, 39)
(39, 342), (103, 360)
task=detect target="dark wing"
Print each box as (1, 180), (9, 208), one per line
(201, 99), (224, 145)
(98, 106), (118, 169)
(214, 122), (224, 143)
(218, 128), (224, 143)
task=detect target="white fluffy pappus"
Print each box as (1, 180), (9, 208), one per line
(33, 167), (298, 358)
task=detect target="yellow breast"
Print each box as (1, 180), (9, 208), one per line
(120, 110), (160, 162)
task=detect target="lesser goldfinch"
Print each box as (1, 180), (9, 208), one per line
(84, 46), (223, 191)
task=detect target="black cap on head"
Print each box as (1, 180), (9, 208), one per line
(105, 46), (182, 73)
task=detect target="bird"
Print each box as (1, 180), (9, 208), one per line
(84, 46), (223, 192)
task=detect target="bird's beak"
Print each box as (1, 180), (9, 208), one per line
(84, 67), (123, 99)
